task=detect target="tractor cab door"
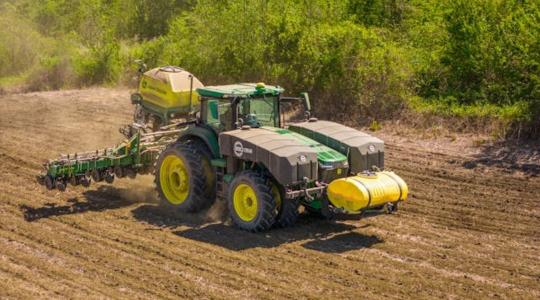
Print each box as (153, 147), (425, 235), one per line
(202, 98), (234, 132)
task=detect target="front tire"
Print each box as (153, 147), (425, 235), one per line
(228, 171), (276, 232)
(187, 139), (216, 205)
(275, 197), (300, 228)
(270, 181), (300, 228)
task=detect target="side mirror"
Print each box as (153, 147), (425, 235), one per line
(301, 92), (311, 112)
(235, 118), (244, 129)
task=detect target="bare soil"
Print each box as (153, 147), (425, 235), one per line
(0, 88), (538, 299)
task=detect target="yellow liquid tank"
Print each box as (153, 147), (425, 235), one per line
(326, 171), (408, 213)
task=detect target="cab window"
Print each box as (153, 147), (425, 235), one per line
(239, 96), (278, 128)
(205, 99), (233, 131)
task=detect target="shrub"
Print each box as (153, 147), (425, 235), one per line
(26, 55), (75, 91)
(293, 22), (412, 121)
(1, 0), (539, 137)
(419, 0), (539, 113)
(158, 1), (413, 123)
(0, 5), (46, 78)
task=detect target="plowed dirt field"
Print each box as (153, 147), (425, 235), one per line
(0, 89), (538, 299)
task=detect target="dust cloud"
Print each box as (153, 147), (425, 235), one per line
(116, 175), (228, 222)
(203, 200), (228, 222)
(117, 175), (157, 203)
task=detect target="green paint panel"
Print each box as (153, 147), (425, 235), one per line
(223, 174), (234, 183)
(211, 158), (227, 168)
(262, 127), (347, 164)
(180, 125), (220, 158)
(287, 125), (349, 155)
(305, 199), (322, 210)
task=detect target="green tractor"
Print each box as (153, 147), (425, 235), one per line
(39, 67), (408, 232)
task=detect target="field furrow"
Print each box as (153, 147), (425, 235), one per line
(0, 88), (538, 299)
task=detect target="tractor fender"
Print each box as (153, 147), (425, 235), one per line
(178, 125), (220, 158)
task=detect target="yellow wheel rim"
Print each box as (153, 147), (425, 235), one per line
(159, 155), (189, 205)
(233, 183), (258, 222)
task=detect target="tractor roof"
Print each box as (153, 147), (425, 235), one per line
(196, 83), (284, 99)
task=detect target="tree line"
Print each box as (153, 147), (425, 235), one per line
(1, 0), (538, 137)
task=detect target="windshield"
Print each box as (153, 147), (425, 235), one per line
(239, 96), (279, 128)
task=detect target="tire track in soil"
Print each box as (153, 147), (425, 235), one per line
(1, 202), (379, 299)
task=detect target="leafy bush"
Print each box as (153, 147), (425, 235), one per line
(418, 0), (540, 123)
(292, 22), (412, 120)
(348, 0), (407, 27)
(74, 39), (122, 86)
(157, 1), (412, 122)
(0, 5), (46, 78)
(26, 54), (75, 91)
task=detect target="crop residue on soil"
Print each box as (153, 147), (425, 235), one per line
(0, 88), (539, 299)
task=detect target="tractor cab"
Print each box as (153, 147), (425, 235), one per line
(197, 83), (310, 132)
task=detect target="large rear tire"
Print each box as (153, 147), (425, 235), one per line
(228, 171), (276, 232)
(187, 139), (216, 205)
(154, 142), (210, 213)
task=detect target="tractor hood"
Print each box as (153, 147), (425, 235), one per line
(219, 127), (317, 185)
(219, 127), (348, 186)
(219, 121), (383, 186)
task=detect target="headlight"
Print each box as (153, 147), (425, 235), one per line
(319, 160), (348, 169)
(319, 161), (335, 169)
